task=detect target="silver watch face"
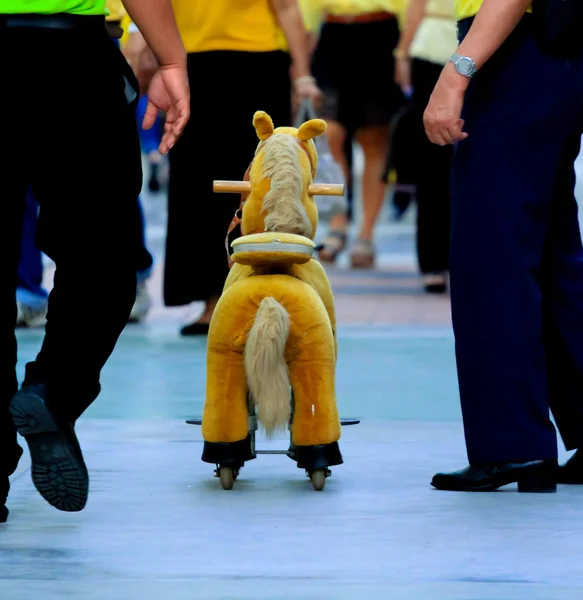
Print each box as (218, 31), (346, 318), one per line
(456, 56), (474, 76)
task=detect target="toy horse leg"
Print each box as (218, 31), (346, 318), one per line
(288, 319), (343, 471)
(201, 292), (255, 466)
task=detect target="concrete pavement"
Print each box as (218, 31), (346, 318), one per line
(2, 150), (583, 599)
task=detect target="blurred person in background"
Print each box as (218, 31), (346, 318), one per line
(136, 94), (165, 193)
(129, 0), (321, 336)
(15, 189), (49, 328)
(124, 17), (167, 194)
(302, 0), (405, 268)
(394, 0), (456, 293)
(108, 0), (156, 323)
(1, 0), (189, 521)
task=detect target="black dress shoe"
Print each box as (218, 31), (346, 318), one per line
(558, 450), (583, 484)
(431, 459), (558, 493)
(180, 321), (210, 336)
(9, 385), (89, 512)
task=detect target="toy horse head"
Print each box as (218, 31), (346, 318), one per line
(241, 110), (327, 241)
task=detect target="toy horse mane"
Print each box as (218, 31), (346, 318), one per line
(259, 133), (312, 238)
(235, 111), (327, 259)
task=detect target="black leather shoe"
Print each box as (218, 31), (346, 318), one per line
(180, 321), (210, 336)
(9, 385), (89, 512)
(431, 459), (558, 493)
(558, 450), (583, 484)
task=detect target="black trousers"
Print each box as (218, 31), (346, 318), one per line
(411, 58), (452, 274)
(0, 24), (142, 475)
(343, 132), (354, 221)
(164, 50), (291, 306)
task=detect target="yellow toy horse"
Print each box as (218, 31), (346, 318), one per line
(201, 111), (343, 490)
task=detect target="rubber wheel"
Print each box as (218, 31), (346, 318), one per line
(219, 466), (235, 490)
(310, 470), (326, 491)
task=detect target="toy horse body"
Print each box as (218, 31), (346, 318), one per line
(201, 111), (342, 489)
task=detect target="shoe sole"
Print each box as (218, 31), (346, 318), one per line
(9, 392), (88, 512)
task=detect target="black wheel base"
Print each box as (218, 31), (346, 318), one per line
(292, 442), (343, 471)
(201, 435), (256, 466)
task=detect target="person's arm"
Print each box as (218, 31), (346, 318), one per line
(270, 0), (321, 102)
(297, 0), (325, 53)
(455, 0), (532, 70)
(122, 0), (186, 68)
(394, 0), (431, 94)
(424, 0), (532, 146)
(397, 0), (430, 56)
(271, 0), (311, 77)
(121, 0), (190, 153)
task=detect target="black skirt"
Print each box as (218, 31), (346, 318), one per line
(312, 17), (405, 131)
(164, 50), (291, 306)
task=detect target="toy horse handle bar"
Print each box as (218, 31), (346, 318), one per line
(213, 180), (345, 197)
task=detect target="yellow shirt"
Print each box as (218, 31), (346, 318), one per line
(172, 0), (285, 54)
(455, 0), (480, 19)
(300, 0), (404, 33)
(455, 0), (531, 20)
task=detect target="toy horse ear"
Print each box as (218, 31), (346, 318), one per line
(253, 111), (275, 141)
(297, 119), (327, 142)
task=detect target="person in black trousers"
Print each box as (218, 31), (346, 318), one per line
(425, 0), (583, 492)
(410, 60), (452, 292)
(394, 0), (457, 293)
(165, 52), (295, 336)
(0, 3), (189, 521)
(135, 0), (320, 337)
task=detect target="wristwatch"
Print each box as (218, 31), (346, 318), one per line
(449, 53), (477, 78)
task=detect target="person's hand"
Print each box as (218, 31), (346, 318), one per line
(294, 76), (323, 109)
(423, 63), (469, 146)
(144, 64), (190, 155)
(394, 56), (412, 96)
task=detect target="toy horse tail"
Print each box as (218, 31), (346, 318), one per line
(245, 297), (291, 438)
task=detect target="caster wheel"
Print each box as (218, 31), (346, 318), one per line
(309, 469), (327, 491)
(218, 466), (235, 490)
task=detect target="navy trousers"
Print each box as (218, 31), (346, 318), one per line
(451, 18), (583, 464)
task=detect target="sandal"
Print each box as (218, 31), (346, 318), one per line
(318, 230), (347, 263)
(350, 239), (375, 269)
(422, 273), (448, 294)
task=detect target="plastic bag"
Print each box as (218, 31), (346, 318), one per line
(295, 100), (347, 221)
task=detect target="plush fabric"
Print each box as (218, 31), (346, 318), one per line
(202, 111), (342, 448)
